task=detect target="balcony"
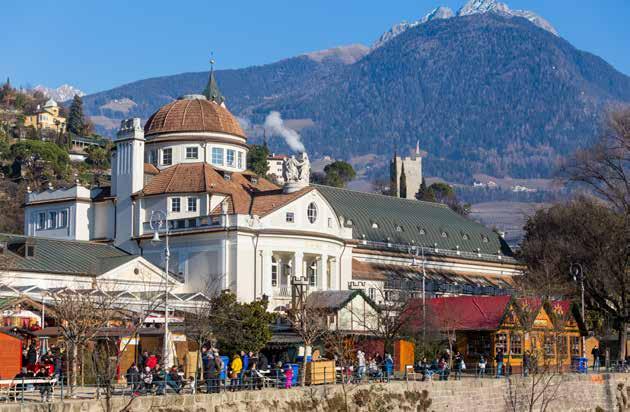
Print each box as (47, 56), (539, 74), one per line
(142, 215), (224, 234)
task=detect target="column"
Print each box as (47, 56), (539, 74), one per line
(329, 257), (337, 291)
(317, 254), (327, 290)
(261, 250), (273, 298)
(293, 251), (304, 280)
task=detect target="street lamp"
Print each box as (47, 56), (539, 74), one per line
(409, 245), (427, 340)
(571, 263), (586, 359)
(150, 210), (171, 368)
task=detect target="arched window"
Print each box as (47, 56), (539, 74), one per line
(307, 202), (318, 224)
(271, 256), (278, 287)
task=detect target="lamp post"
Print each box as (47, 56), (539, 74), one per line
(409, 245), (427, 340)
(150, 210), (171, 368)
(571, 263), (586, 358)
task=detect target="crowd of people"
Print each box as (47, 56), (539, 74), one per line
(125, 351), (185, 396)
(10, 342), (63, 402)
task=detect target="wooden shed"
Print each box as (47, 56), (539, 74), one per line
(0, 330), (22, 379)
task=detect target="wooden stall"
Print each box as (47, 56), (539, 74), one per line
(0, 331), (22, 379)
(305, 360), (335, 385)
(415, 296), (593, 372)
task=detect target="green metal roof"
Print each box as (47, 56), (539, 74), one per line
(0, 234), (135, 276)
(314, 185), (514, 263)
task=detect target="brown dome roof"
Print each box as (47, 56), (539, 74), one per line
(144, 95), (245, 138)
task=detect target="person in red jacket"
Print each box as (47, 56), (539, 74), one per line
(145, 353), (158, 370)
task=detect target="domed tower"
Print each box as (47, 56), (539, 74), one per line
(143, 67), (247, 172)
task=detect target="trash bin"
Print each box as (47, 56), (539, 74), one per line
(290, 363), (300, 385)
(220, 356), (230, 380)
(571, 356), (588, 373)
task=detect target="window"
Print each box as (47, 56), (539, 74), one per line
(462, 233), (469, 240)
(557, 335), (568, 355)
(187, 197), (197, 212)
(171, 197), (181, 212)
(368, 288), (376, 301)
(544, 335), (555, 356)
(286, 212), (294, 223)
(48, 211), (58, 229)
(162, 148), (173, 165)
(60, 210), (68, 228)
(395, 225), (403, 232)
(495, 333), (508, 354)
(211, 147), (224, 165)
(510, 333), (522, 355)
(186, 147), (198, 159)
(441, 231), (448, 238)
(482, 235), (489, 243)
(307, 202), (318, 224)
(227, 149), (235, 167)
(328, 218), (333, 228)
(26, 245), (35, 257)
(371, 222), (379, 229)
(237, 152), (243, 169)
(418, 227), (426, 235)
(36, 212), (46, 230)
(570, 336), (580, 356)
(271, 257), (278, 287)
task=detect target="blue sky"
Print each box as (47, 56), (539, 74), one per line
(2, 0), (629, 93)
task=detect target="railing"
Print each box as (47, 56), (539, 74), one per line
(142, 215), (224, 234)
(274, 286), (291, 297)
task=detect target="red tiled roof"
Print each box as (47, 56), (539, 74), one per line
(144, 163), (160, 175)
(135, 162), (311, 217)
(409, 295), (512, 331)
(144, 97), (245, 138)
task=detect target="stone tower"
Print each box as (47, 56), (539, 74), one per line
(391, 141), (422, 199)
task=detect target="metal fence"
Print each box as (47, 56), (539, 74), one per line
(1, 361), (627, 405)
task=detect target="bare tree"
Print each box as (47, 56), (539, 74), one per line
(562, 107), (629, 214)
(287, 303), (330, 387)
(47, 286), (119, 398)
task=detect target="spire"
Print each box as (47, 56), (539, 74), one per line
(415, 140), (420, 156)
(203, 55), (225, 105)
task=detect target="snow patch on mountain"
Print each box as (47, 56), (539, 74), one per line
(33, 84), (85, 102)
(372, 0), (557, 50)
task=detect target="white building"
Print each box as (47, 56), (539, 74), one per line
(21, 72), (521, 311)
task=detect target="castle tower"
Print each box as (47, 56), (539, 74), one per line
(390, 140), (422, 199)
(112, 118), (145, 252)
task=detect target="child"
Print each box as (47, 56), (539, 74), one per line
(478, 356), (487, 377)
(283, 364), (293, 389)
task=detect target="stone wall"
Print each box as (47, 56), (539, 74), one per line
(7, 373), (630, 412)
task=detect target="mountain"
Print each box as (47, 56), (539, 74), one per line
(82, 8), (630, 182)
(33, 84), (85, 102)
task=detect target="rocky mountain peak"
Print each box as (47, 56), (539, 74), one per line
(33, 84), (85, 102)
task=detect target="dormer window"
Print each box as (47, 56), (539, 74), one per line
(482, 235), (489, 243)
(395, 225), (403, 232)
(371, 222), (379, 229)
(462, 233), (469, 240)
(26, 245), (35, 258)
(418, 227), (425, 235)
(441, 231), (448, 238)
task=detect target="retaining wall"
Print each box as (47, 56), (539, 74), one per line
(4, 373), (628, 412)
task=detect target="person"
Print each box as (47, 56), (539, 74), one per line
(166, 366), (183, 394)
(478, 356), (487, 378)
(141, 366), (154, 394)
(356, 350), (366, 382)
(283, 363), (293, 389)
(27, 343), (38, 368)
(495, 349), (504, 378)
(592, 346), (601, 372)
(384, 353), (394, 382)
(153, 364), (166, 395)
(454, 352), (464, 380)
(35, 367), (52, 402)
(523, 351), (531, 377)
(145, 352), (158, 370)
(438, 358), (449, 381)
(240, 351), (249, 387)
(14, 367), (34, 392)
(368, 358), (382, 380)
(125, 363), (141, 395)
(230, 353), (242, 391)
(204, 353), (219, 393)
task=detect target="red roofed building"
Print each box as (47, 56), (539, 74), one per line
(408, 295), (593, 372)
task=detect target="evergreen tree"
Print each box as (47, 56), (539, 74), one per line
(67, 95), (87, 135)
(399, 164), (407, 198)
(323, 160), (356, 188)
(247, 144), (270, 176)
